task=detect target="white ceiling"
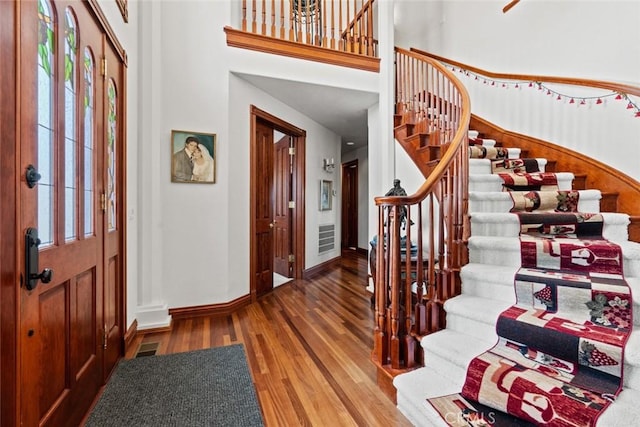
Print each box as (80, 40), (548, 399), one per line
(236, 73), (379, 153)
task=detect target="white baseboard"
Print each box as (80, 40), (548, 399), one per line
(135, 304), (172, 330)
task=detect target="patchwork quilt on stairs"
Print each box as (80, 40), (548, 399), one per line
(428, 212), (632, 426)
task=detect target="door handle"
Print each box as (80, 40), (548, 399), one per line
(269, 220), (277, 229)
(25, 228), (53, 291)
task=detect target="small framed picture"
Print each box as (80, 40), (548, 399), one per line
(115, 0), (128, 23)
(319, 179), (332, 211)
(171, 130), (216, 183)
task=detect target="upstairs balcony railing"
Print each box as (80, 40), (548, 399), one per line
(225, 0), (379, 72)
(372, 48), (470, 372)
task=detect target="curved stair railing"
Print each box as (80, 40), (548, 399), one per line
(411, 48), (640, 242)
(372, 47), (470, 373)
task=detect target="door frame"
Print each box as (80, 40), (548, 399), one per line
(0, 1), (19, 425)
(249, 106), (305, 301)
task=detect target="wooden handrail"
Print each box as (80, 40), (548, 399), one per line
(503, 0), (521, 14)
(372, 47), (470, 372)
(411, 48), (640, 97)
(341, 0), (372, 37)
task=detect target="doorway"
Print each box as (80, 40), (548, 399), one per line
(250, 106), (306, 300)
(341, 160), (359, 250)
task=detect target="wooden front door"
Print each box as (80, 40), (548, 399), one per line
(273, 135), (292, 277)
(341, 160), (359, 249)
(18, 1), (125, 425)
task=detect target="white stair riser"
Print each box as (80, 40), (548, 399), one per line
(422, 349), (468, 383)
(469, 191), (602, 214)
(443, 313), (499, 343)
(461, 279), (516, 304)
(461, 268), (640, 327)
(470, 215), (629, 242)
(624, 365), (640, 392)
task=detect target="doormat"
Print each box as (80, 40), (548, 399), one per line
(86, 344), (264, 426)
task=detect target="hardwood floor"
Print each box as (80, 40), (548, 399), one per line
(125, 251), (412, 426)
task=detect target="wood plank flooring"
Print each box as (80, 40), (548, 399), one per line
(125, 251), (412, 426)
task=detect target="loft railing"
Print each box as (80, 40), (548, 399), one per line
(340, 0), (375, 56)
(225, 0), (379, 72)
(372, 47), (470, 371)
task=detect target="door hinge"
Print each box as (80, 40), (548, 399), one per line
(288, 254), (295, 263)
(288, 201), (295, 209)
(100, 193), (107, 212)
(103, 324), (108, 350)
(288, 147), (295, 156)
(101, 57), (107, 79)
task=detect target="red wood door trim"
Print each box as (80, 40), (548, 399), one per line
(250, 106), (306, 302)
(341, 159), (359, 249)
(0, 1), (19, 425)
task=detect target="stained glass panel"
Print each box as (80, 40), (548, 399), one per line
(107, 80), (117, 231)
(84, 48), (94, 237)
(64, 8), (77, 241)
(37, 0), (55, 246)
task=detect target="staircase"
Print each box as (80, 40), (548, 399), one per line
(393, 130), (640, 425)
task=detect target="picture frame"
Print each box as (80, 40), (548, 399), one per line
(115, 0), (129, 23)
(171, 130), (216, 184)
(319, 179), (332, 211)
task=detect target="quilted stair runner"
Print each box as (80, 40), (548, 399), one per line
(393, 131), (640, 426)
(428, 211), (631, 426)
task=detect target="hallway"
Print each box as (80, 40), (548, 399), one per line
(125, 251), (411, 426)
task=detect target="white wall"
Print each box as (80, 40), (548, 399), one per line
(128, 0), (377, 327)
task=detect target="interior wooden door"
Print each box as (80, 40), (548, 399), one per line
(18, 1), (122, 425)
(273, 135), (292, 277)
(341, 160), (359, 249)
(253, 118), (275, 296)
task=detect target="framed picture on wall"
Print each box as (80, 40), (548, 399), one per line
(171, 130), (216, 183)
(116, 0), (128, 23)
(320, 179), (332, 211)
